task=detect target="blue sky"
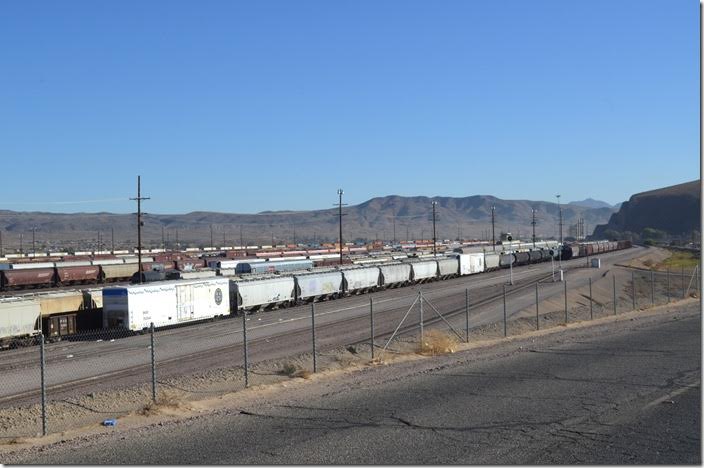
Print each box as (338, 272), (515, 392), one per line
(0, 0), (698, 214)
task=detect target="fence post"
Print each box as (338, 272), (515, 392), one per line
(465, 289), (469, 343)
(682, 266), (686, 299)
(39, 334), (47, 436)
(502, 284), (507, 337)
(632, 271), (636, 310)
(650, 270), (655, 306)
(150, 323), (157, 403)
(589, 277), (593, 320)
(667, 268), (670, 303)
(564, 280), (568, 324)
(613, 274), (617, 316)
(419, 291), (424, 343)
(370, 297), (375, 360)
(242, 308), (249, 388)
(311, 303), (317, 373)
(535, 282), (539, 330)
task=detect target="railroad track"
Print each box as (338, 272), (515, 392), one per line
(0, 269), (560, 407)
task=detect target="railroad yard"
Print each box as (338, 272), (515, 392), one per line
(1, 242), (692, 440)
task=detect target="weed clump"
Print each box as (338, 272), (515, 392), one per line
(418, 330), (458, 356)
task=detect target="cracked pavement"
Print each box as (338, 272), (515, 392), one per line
(5, 300), (700, 464)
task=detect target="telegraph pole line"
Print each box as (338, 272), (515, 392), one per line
(491, 205), (496, 252)
(32, 227), (36, 256)
(431, 201), (438, 257)
(393, 212), (397, 244)
(240, 225), (244, 249)
(210, 224), (214, 249)
(111, 226), (115, 252)
(161, 226), (165, 250)
(0, 229), (3, 257)
(130, 175), (150, 284)
(531, 208), (536, 248)
(334, 189), (347, 265)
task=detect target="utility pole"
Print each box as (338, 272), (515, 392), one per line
(223, 226), (226, 247)
(111, 226), (115, 252)
(0, 229), (3, 257)
(491, 205), (496, 252)
(161, 226), (165, 250)
(431, 201), (438, 257)
(406, 225), (409, 242)
(210, 224), (214, 249)
(240, 225), (244, 249)
(393, 213), (397, 244)
(556, 194), (562, 270)
(20, 233), (23, 255)
(334, 189), (347, 265)
(292, 223), (296, 245)
(130, 175), (150, 284)
(531, 208), (536, 248)
(175, 229), (179, 251)
(32, 227), (36, 256)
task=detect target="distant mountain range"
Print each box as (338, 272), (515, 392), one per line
(569, 198), (620, 210)
(0, 194), (617, 252)
(593, 180), (701, 240)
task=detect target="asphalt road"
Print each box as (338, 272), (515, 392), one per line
(0, 246), (653, 405)
(9, 299), (700, 464)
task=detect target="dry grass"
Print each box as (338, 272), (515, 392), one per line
(292, 370), (313, 379)
(138, 390), (186, 417)
(657, 250), (700, 270)
(418, 330), (458, 356)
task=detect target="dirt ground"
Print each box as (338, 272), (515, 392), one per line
(615, 246), (672, 270)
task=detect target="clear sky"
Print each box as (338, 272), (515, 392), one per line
(0, 0), (698, 214)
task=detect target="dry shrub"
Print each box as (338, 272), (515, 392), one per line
(292, 369), (313, 379)
(138, 390), (185, 416)
(418, 330), (458, 356)
(277, 362), (298, 377)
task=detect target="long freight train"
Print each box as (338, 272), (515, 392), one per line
(0, 240), (631, 345)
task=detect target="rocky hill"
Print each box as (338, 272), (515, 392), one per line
(592, 180), (701, 241)
(0, 195), (616, 252)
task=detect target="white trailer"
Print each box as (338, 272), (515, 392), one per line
(0, 298), (41, 343)
(341, 267), (380, 293)
(295, 272), (343, 301)
(231, 276), (296, 310)
(102, 278), (230, 330)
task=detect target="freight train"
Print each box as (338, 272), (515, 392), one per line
(0, 240), (631, 346)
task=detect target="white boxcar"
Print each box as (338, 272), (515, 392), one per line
(341, 267), (380, 293)
(102, 278), (230, 330)
(209, 259), (265, 269)
(410, 261), (437, 281)
(0, 298), (41, 341)
(231, 276), (296, 310)
(453, 253), (484, 275)
(296, 272), (343, 300)
(379, 263), (412, 286)
(437, 258), (459, 277)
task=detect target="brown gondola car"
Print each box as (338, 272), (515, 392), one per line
(43, 313), (78, 337)
(0, 268), (55, 289)
(55, 265), (100, 285)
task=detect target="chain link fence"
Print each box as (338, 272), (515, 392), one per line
(0, 263), (699, 439)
